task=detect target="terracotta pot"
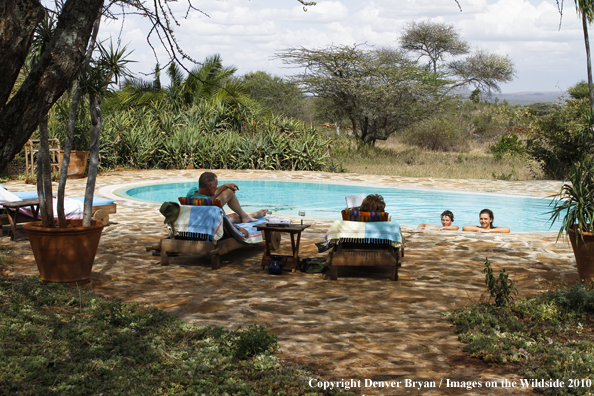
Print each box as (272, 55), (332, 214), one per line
(58, 150), (89, 179)
(23, 219), (105, 283)
(568, 227), (594, 281)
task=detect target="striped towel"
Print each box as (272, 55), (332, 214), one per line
(326, 220), (402, 247)
(172, 206), (224, 241)
(171, 205), (264, 244)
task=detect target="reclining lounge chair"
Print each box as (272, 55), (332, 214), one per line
(325, 208), (404, 281)
(152, 199), (279, 269)
(0, 187), (117, 240)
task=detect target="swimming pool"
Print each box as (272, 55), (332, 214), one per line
(115, 180), (555, 232)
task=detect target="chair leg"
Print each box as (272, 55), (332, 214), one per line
(211, 251), (221, 269)
(330, 265), (338, 280)
(160, 249), (170, 266)
(390, 266), (398, 281)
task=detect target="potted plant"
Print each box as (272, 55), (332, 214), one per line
(23, 12), (130, 284)
(549, 155), (594, 282)
(57, 122), (90, 179)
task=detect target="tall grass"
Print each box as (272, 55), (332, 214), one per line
(330, 136), (542, 180)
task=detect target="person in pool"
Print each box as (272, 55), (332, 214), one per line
(417, 210), (459, 231)
(186, 171), (266, 224)
(462, 209), (510, 233)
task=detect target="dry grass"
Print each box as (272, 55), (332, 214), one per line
(331, 136), (543, 180)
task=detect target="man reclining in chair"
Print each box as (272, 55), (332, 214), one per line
(186, 171), (266, 224)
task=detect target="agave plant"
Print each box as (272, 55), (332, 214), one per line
(549, 156), (594, 240)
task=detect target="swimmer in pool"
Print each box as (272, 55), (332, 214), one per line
(417, 210), (459, 231)
(462, 209), (510, 233)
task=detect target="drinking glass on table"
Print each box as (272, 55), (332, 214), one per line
(298, 210), (306, 225)
(265, 209), (272, 219)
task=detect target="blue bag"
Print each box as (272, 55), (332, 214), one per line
(268, 255), (284, 275)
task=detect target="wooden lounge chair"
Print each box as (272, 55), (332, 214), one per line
(1, 187), (117, 240)
(149, 202), (279, 269)
(328, 240), (403, 281)
(325, 209), (404, 281)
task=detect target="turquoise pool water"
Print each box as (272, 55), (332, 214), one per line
(115, 180), (555, 232)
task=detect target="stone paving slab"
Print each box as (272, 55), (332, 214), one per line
(0, 170), (578, 395)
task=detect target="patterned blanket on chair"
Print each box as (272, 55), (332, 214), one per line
(170, 205), (263, 243)
(326, 220), (402, 247)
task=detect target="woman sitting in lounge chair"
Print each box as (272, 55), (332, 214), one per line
(360, 194), (386, 212)
(463, 209), (510, 233)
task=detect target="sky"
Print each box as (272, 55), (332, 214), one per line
(97, 0), (589, 94)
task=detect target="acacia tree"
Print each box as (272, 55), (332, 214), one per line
(277, 45), (434, 146)
(0, 0), (317, 176)
(399, 21), (515, 98)
(399, 21), (469, 74)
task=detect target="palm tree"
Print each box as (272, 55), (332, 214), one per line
(575, 0), (594, 111)
(172, 54), (248, 108)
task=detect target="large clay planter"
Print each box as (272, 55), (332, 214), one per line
(23, 219), (105, 283)
(58, 150), (89, 179)
(568, 227), (594, 281)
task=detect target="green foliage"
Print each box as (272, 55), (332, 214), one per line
(527, 99), (594, 179)
(447, 283), (594, 395)
(0, 275), (355, 396)
(399, 20), (469, 74)
(241, 71), (309, 121)
(277, 44), (435, 146)
(548, 156), (594, 237)
(568, 80), (591, 101)
(483, 258), (518, 307)
(543, 282), (594, 314)
(527, 102), (561, 117)
(404, 115), (470, 152)
(232, 324), (279, 360)
(47, 95), (333, 172)
(489, 134), (525, 159)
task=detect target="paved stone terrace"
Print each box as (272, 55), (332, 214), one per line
(0, 170), (578, 395)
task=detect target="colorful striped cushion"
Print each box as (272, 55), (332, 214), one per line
(178, 197), (223, 208)
(341, 208), (389, 222)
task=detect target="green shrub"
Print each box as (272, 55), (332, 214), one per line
(447, 284), (594, 395)
(489, 134), (526, 159)
(526, 102), (561, 117)
(568, 80), (590, 101)
(483, 258), (518, 307)
(527, 99), (594, 179)
(231, 323), (279, 360)
(543, 282), (594, 314)
(404, 115), (469, 152)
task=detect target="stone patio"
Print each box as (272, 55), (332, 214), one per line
(0, 170), (578, 395)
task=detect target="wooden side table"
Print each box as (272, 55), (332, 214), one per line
(255, 224), (311, 272)
(1, 198), (40, 241)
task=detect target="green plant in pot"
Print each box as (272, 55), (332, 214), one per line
(549, 155), (594, 281)
(23, 12), (131, 284)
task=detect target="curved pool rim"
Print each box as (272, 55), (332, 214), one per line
(100, 178), (559, 234)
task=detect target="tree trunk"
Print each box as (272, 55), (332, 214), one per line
(58, 14), (101, 228)
(83, 93), (102, 227)
(0, 0), (104, 175)
(0, 0), (44, 111)
(36, 113), (54, 228)
(582, 14), (594, 113)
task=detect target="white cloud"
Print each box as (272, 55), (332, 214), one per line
(96, 0), (591, 92)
